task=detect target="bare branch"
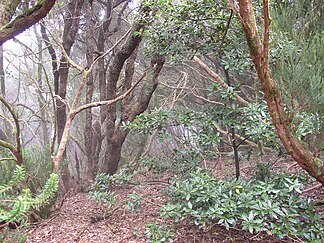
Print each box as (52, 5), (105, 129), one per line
(193, 56), (249, 106)
(0, 96), (23, 165)
(74, 71), (146, 116)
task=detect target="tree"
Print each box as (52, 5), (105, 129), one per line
(34, 1), (165, 193)
(129, 0), (322, 183)
(235, 0), (323, 184)
(0, 1), (59, 225)
(0, 1), (57, 164)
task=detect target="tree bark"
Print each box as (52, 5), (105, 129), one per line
(0, 45), (5, 96)
(0, 0), (56, 45)
(102, 52), (165, 174)
(83, 1), (95, 188)
(35, 26), (49, 146)
(237, 0), (323, 184)
(55, 0), (84, 193)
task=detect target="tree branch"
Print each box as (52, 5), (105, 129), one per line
(0, 96), (23, 165)
(0, 0), (57, 45)
(193, 56), (249, 106)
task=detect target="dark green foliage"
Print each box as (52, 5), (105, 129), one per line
(0, 146), (53, 191)
(142, 0), (229, 59)
(204, 99), (281, 149)
(124, 108), (221, 154)
(127, 191), (143, 213)
(126, 98), (281, 150)
(270, 0), (323, 117)
(89, 165), (137, 204)
(271, 32), (324, 114)
(161, 170), (323, 241)
(23, 145), (53, 190)
(0, 164), (25, 196)
(0, 145), (57, 229)
(254, 162), (272, 182)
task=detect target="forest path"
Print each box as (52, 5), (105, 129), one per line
(25, 156), (321, 243)
(26, 185), (291, 243)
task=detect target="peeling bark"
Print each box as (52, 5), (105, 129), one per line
(237, 0), (323, 184)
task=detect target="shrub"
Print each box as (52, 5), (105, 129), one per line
(0, 146), (53, 193)
(161, 170), (323, 242)
(140, 148), (202, 175)
(145, 223), (174, 243)
(254, 162), (272, 182)
(89, 165), (137, 205)
(127, 191), (143, 213)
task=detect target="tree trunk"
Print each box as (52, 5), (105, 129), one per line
(56, 0), (84, 193)
(35, 27), (49, 146)
(83, 1), (96, 188)
(0, 45), (5, 97)
(237, 0), (323, 184)
(101, 54), (165, 174)
(102, 133), (126, 174)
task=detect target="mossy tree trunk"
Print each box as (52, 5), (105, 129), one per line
(0, 0), (56, 45)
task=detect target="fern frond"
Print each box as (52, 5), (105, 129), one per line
(0, 173), (58, 222)
(28, 173), (58, 209)
(0, 165), (25, 197)
(0, 188), (32, 222)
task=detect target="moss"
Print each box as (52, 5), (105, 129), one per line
(2, 0), (45, 30)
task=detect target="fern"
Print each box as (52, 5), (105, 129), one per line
(0, 165), (25, 196)
(28, 173), (58, 209)
(0, 165), (58, 223)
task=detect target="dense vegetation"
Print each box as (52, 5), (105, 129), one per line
(0, 0), (323, 242)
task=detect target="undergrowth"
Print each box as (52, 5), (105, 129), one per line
(161, 169), (323, 242)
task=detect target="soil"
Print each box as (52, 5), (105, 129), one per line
(1, 154), (323, 243)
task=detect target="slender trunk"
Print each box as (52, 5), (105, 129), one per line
(83, 1), (95, 188)
(56, 0), (84, 193)
(98, 1), (112, 124)
(0, 45), (5, 97)
(40, 22), (59, 153)
(35, 27), (49, 146)
(231, 127), (240, 179)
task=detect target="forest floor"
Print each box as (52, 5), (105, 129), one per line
(2, 154), (324, 243)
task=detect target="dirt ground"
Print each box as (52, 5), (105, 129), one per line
(1, 154), (323, 242)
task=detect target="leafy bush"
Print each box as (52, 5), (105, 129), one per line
(161, 170), (323, 241)
(140, 148), (202, 175)
(89, 164), (137, 204)
(145, 223), (174, 243)
(23, 145), (53, 190)
(127, 191), (143, 213)
(90, 164), (137, 190)
(88, 173), (117, 205)
(124, 108), (221, 153)
(254, 162), (272, 182)
(0, 165), (58, 224)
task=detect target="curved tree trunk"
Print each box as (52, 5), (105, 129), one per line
(237, 0), (323, 184)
